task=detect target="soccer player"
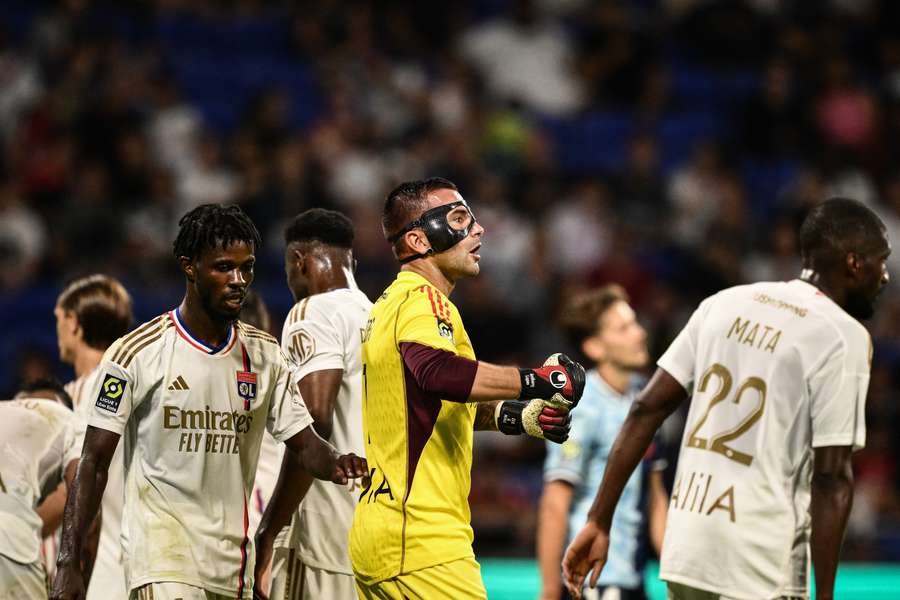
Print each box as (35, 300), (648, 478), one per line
(1, 381), (75, 599)
(563, 198), (891, 600)
(350, 177), (587, 600)
(254, 208), (372, 600)
(51, 204), (367, 600)
(538, 285), (668, 600)
(52, 274), (133, 599)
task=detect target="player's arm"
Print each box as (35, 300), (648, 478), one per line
(51, 426), (120, 600)
(399, 342), (584, 443)
(537, 481), (575, 600)
(36, 481), (67, 537)
(810, 445), (854, 600)
(647, 470), (668, 555)
(563, 368), (686, 595)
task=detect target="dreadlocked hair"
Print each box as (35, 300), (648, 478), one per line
(173, 204), (262, 261)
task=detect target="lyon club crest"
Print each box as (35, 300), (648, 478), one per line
(236, 370), (257, 407)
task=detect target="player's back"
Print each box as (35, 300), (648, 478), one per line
(658, 279), (870, 599)
(0, 399), (73, 566)
(279, 287), (371, 573)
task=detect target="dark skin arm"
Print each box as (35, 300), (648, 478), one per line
(562, 368), (686, 596)
(810, 445), (854, 600)
(254, 369), (365, 599)
(51, 426), (120, 600)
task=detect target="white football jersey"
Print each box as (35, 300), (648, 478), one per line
(277, 287), (371, 574)
(87, 310), (313, 598)
(0, 399), (74, 565)
(66, 366), (129, 600)
(657, 279), (871, 599)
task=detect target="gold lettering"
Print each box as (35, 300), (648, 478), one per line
(680, 472), (696, 510)
(727, 317), (748, 340)
(179, 432), (190, 451)
(764, 330), (781, 353)
(705, 486), (736, 522)
(220, 412), (233, 431)
(742, 323), (759, 347)
(698, 473), (712, 513)
(689, 473), (705, 512)
(670, 474), (681, 508)
(164, 406), (179, 428)
(232, 435), (240, 454)
(181, 409), (204, 429)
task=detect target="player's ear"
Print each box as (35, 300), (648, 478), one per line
(405, 229), (431, 256)
(179, 256), (196, 282)
(846, 252), (861, 278)
(581, 336), (605, 364)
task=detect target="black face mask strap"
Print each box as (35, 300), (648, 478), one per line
(398, 248), (434, 264)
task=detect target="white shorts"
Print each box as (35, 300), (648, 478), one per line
(270, 547), (356, 600)
(667, 582), (805, 600)
(0, 554), (47, 600)
(130, 581), (237, 600)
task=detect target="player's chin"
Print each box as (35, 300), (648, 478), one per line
(218, 301), (244, 320)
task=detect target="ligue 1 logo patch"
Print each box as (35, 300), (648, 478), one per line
(236, 371), (257, 405)
(96, 374), (127, 413)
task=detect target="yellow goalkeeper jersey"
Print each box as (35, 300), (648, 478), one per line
(349, 271), (477, 584)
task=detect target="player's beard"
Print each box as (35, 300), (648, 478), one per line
(844, 286), (877, 320)
(200, 283), (242, 322)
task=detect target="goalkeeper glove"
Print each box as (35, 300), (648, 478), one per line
(495, 400), (572, 444)
(518, 353), (586, 409)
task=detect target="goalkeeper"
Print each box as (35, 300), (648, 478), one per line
(350, 177), (586, 600)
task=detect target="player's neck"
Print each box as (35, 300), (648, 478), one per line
(597, 363), (631, 395)
(401, 262), (455, 296)
(308, 263), (356, 296)
(73, 346), (103, 378)
(177, 298), (232, 347)
(799, 268), (844, 305)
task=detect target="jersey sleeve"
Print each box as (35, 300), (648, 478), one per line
(266, 350), (314, 442)
(87, 343), (138, 436)
(65, 400), (89, 466)
(807, 326), (871, 451)
(395, 285), (458, 354)
(657, 296), (713, 389)
(543, 405), (597, 486)
(282, 302), (345, 382)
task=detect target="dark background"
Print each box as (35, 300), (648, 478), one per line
(1, 0), (900, 559)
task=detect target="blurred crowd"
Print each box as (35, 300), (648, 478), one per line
(2, 0), (900, 559)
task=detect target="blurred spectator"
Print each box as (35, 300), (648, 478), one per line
(0, 178), (46, 290)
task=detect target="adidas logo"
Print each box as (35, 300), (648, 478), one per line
(168, 375), (189, 391)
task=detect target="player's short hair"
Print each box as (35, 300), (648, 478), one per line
(799, 197), (886, 266)
(239, 290), (271, 333)
(57, 274), (133, 351)
(284, 208), (354, 249)
(560, 284), (630, 348)
(382, 177), (458, 250)
(173, 204), (262, 262)
(16, 376), (73, 410)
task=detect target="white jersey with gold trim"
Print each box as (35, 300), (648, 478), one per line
(277, 287), (371, 575)
(87, 309), (313, 598)
(0, 399), (74, 565)
(657, 279), (871, 599)
(66, 366), (129, 600)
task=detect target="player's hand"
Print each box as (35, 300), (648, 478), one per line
(252, 531), (274, 600)
(332, 452), (368, 485)
(50, 564), (86, 600)
(562, 520), (609, 599)
(519, 353), (587, 409)
(496, 401), (571, 443)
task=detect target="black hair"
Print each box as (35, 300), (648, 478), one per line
(284, 208), (354, 249)
(18, 376), (73, 410)
(799, 197), (886, 266)
(173, 204), (262, 261)
(382, 177), (458, 243)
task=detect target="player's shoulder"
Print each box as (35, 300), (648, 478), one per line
(305, 288), (372, 318)
(237, 321), (280, 348)
(107, 312), (174, 369)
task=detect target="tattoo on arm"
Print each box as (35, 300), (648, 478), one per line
(474, 401), (501, 431)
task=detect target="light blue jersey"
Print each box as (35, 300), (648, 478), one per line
(544, 370), (663, 590)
